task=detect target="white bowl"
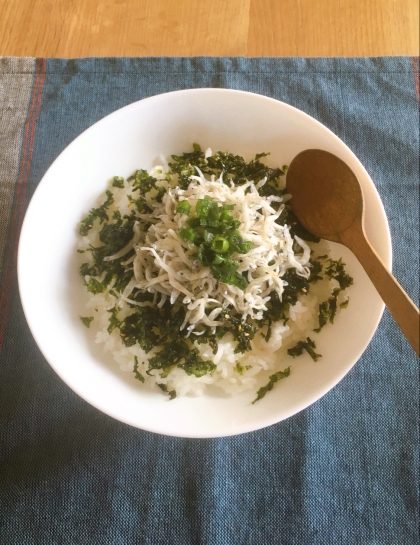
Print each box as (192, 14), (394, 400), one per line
(18, 89), (391, 438)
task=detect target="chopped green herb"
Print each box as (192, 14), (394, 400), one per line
(287, 337), (321, 361)
(79, 190), (114, 236)
(157, 383), (177, 399)
(325, 258), (354, 291)
(98, 213), (136, 256)
(194, 327), (219, 355)
(119, 308), (161, 353)
(128, 169), (163, 199)
(207, 150), (284, 187)
(79, 212), (137, 295)
(252, 367), (291, 404)
(176, 200), (191, 215)
(147, 340), (216, 380)
(263, 263), (320, 327)
(309, 259), (324, 283)
(178, 195), (252, 290)
(211, 236), (229, 254)
(112, 176), (125, 188)
(133, 356), (145, 383)
(107, 307), (122, 334)
(315, 300), (331, 332)
(180, 349), (216, 377)
(235, 362), (252, 375)
(127, 194), (152, 213)
(179, 227), (198, 242)
(80, 316), (94, 328)
(86, 277), (106, 294)
(223, 312), (256, 353)
(311, 259), (353, 332)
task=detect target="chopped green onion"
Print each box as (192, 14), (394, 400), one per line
(212, 254), (224, 265)
(178, 195), (252, 290)
(240, 241), (253, 253)
(220, 210), (233, 222)
(211, 259), (239, 281)
(203, 230), (214, 243)
(176, 200), (191, 215)
(198, 244), (214, 266)
(208, 202), (220, 226)
(212, 237), (229, 254)
(179, 227), (197, 242)
(188, 217), (201, 228)
(227, 272), (248, 290)
(196, 195), (212, 217)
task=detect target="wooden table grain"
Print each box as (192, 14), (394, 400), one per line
(0, 0), (419, 57)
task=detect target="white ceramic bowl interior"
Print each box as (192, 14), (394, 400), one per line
(18, 89), (391, 437)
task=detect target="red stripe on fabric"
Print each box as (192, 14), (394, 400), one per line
(412, 56), (420, 102)
(0, 58), (46, 349)
(0, 57), (46, 342)
(16, 58), (47, 243)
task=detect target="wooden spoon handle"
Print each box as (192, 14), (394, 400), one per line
(340, 226), (420, 356)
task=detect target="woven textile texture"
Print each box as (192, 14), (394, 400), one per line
(0, 56), (418, 545)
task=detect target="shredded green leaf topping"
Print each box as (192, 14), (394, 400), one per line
(78, 144), (353, 402)
(315, 259), (354, 332)
(112, 176), (125, 188)
(252, 367), (291, 404)
(79, 190), (114, 236)
(80, 316), (94, 328)
(133, 356), (145, 383)
(287, 337), (322, 361)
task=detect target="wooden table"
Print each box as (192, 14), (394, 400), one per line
(0, 0), (419, 57)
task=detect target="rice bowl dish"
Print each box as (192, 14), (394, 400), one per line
(18, 89), (390, 436)
(77, 145), (353, 402)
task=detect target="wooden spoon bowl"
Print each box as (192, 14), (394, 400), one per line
(286, 149), (419, 355)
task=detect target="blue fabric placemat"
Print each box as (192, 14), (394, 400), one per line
(0, 56), (418, 544)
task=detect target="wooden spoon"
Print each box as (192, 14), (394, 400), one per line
(286, 149), (419, 356)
